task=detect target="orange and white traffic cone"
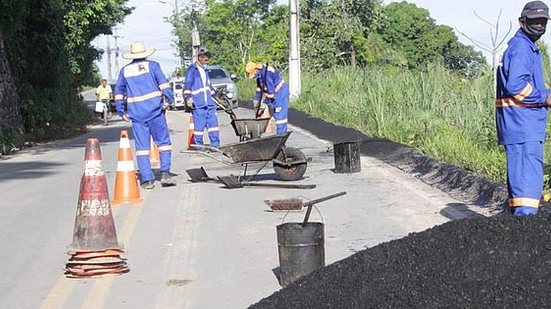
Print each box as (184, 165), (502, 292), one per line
(187, 114), (194, 149)
(149, 137), (160, 169)
(65, 138), (128, 278)
(111, 130), (142, 205)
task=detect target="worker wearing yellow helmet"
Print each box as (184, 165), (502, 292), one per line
(245, 62), (289, 135)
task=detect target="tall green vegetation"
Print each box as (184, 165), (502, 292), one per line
(171, 0), (485, 77)
(293, 67), (508, 182)
(0, 0), (131, 147)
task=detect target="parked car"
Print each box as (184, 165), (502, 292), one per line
(206, 65), (238, 109)
(170, 78), (185, 110)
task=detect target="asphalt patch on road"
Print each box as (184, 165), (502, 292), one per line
(250, 214), (551, 308)
(286, 108), (508, 214)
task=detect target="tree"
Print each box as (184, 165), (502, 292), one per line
(379, 1), (486, 76)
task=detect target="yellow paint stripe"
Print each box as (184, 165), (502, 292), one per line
(81, 194), (147, 309)
(40, 206), (123, 309)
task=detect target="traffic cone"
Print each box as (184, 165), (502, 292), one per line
(187, 114), (194, 149)
(112, 130), (142, 205)
(65, 138), (128, 278)
(149, 137), (160, 169)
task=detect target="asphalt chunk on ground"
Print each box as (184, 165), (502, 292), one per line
(250, 214), (551, 308)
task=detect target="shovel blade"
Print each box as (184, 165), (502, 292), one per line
(217, 175), (244, 188)
(186, 167), (211, 182)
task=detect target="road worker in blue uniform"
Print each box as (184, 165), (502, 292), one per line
(245, 62), (290, 135)
(496, 1), (551, 216)
(114, 41), (176, 189)
(183, 47), (220, 149)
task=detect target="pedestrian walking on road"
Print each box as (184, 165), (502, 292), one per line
(245, 62), (290, 135)
(496, 0), (551, 216)
(114, 41), (176, 189)
(95, 79), (113, 126)
(183, 47), (220, 149)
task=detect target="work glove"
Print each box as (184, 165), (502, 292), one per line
(253, 99), (260, 109)
(185, 97), (194, 109)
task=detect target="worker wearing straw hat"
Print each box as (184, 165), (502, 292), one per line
(245, 62), (289, 135)
(114, 41), (176, 189)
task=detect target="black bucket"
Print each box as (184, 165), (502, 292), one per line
(333, 141), (361, 173)
(276, 222), (325, 287)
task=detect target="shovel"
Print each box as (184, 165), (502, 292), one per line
(302, 191), (347, 227)
(186, 167), (218, 183)
(217, 175), (317, 190)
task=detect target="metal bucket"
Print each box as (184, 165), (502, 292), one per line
(333, 141), (361, 173)
(276, 222), (325, 287)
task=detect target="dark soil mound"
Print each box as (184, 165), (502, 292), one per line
(250, 215), (551, 308)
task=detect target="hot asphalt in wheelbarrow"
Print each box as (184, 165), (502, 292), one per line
(250, 214), (551, 308)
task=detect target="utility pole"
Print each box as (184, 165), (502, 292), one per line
(191, 10), (201, 63)
(106, 35), (112, 82)
(113, 27), (121, 77)
(288, 0), (301, 98)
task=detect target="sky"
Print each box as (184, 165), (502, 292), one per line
(94, 0), (535, 82)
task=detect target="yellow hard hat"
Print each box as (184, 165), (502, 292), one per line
(245, 62), (262, 79)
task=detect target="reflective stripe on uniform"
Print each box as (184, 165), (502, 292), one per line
(190, 86), (212, 95)
(194, 131), (204, 136)
(158, 145), (172, 151)
(495, 98), (540, 108)
(207, 127), (219, 132)
(509, 197), (540, 208)
(115, 94), (124, 100)
(127, 91), (162, 103)
(513, 83), (533, 101)
(159, 82), (170, 90)
(136, 150), (150, 156)
(275, 118), (288, 125)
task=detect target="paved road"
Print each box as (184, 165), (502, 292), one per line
(0, 107), (468, 308)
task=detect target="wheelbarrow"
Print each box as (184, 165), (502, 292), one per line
(186, 132), (308, 181)
(213, 88), (271, 142)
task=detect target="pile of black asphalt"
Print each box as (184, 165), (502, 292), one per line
(250, 214), (551, 308)
(286, 108), (509, 214)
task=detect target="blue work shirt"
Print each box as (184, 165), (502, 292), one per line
(496, 29), (550, 145)
(183, 63), (216, 109)
(114, 59), (174, 123)
(253, 65), (286, 105)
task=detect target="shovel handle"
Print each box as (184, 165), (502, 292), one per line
(302, 191), (347, 227)
(243, 183), (316, 189)
(302, 191), (347, 207)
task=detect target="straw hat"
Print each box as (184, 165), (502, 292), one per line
(245, 62), (263, 79)
(122, 41), (155, 60)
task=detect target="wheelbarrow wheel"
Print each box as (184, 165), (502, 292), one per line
(273, 147), (307, 181)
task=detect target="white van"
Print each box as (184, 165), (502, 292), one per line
(170, 78), (185, 109)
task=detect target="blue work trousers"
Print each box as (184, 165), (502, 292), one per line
(504, 141), (544, 213)
(132, 113), (172, 182)
(192, 106), (220, 147)
(272, 85), (289, 135)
